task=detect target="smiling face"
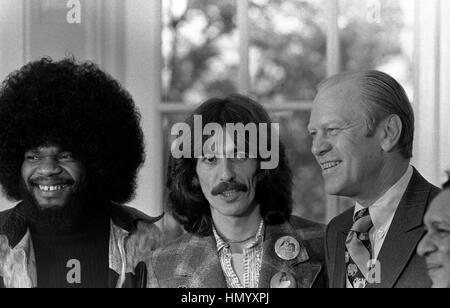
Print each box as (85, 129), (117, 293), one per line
(308, 82), (385, 201)
(417, 190), (450, 288)
(195, 129), (259, 220)
(21, 144), (86, 210)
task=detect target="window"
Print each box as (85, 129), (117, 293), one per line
(339, 0), (414, 95)
(158, 0), (415, 228)
(162, 0), (239, 104)
(249, 0), (327, 102)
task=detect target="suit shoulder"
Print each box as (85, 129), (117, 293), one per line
(0, 208), (14, 226)
(112, 203), (163, 223)
(429, 185), (442, 199)
(0, 204), (25, 233)
(0, 208), (14, 237)
(412, 168), (441, 196)
(289, 215), (325, 234)
(109, 203), (163, 232)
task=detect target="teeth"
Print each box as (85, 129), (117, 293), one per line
(322, 161), (341, 170)
(221, 190), (238, 198)
(38, 185), (66, 192)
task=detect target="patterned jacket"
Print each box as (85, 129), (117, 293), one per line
(0, 202), (162, 288)
(147, 216), (327, 288)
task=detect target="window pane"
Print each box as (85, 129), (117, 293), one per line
(162, 0), (239, 104)
(272, 111), (326, 223)
(339, 0), (415, 96)
(249, 0), (328, 102)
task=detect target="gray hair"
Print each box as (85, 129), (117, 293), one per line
(318, 70), (414, 159)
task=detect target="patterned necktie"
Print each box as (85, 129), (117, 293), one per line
(345, 208), (374, 288)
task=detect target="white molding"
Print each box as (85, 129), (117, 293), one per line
(440, 0), (450, 180)
(237, 0), (250, 94)
(413, 0), (441, 186)
(0, 0), (29, 211)
(326, 0), (340, 77)
(84, 0), (103, 64)
(23, 0), (31, 63)
(125, 0), (164, 217)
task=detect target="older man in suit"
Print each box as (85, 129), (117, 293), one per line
(308, 70), (440, 288)
(147, 94), (326, 288)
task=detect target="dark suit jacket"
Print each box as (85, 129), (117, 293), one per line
(147, 216), (327, 288)
(325, 168), (441, 288)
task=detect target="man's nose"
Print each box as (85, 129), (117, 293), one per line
(311, 133), (332, 157)
(219, 158), (236, 182)
(417, 233), (436, 257)
(36, 157), (63, 176)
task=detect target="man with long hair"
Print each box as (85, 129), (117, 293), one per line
(148, 94), (326, 288)
(0, 58), (161, 288)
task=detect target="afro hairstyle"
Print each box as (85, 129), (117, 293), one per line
(0, 57), (145, 204)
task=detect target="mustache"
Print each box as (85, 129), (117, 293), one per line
(211, 181), (248, 196)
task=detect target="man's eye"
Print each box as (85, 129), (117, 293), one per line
(327, 128), (341, 136)
(431, 222), (450, 235)
(59, 153), (74, 161)
(26, 154), (39, 161)
(437, 228), (450, 235)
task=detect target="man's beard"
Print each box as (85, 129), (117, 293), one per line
(18, 179), (99, 234)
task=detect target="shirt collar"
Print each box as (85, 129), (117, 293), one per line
(212, 220), (265, 252)
(355, 165), (413, 231)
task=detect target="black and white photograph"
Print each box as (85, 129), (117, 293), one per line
(0, 0), (449, 293)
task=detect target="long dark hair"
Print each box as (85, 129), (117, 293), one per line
(167, 94), (293, 236)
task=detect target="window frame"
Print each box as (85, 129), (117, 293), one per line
(156, 0), (343, 222)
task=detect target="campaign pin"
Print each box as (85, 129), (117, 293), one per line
(275, 236), (300, 260)
(270, 271), (297, 288)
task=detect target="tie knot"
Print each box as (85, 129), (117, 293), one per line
(351, 208), (373, 233)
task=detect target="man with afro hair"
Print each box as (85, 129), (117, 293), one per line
(0, 57), (162, 288)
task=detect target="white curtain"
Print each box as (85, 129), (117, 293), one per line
(413, 0), (450, 187)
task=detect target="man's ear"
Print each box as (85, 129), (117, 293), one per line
(379, 115), (403, 152)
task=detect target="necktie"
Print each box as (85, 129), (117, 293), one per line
(345, 208), (374, 288)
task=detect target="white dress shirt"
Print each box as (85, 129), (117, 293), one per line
(346, 165), (413, 288)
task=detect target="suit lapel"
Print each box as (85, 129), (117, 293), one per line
(259, 222), (321, 288)
(367, 169), (432, 288)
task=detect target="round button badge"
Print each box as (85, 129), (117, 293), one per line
(275, 236), (300, 261)
(270, 271), (297, 288)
